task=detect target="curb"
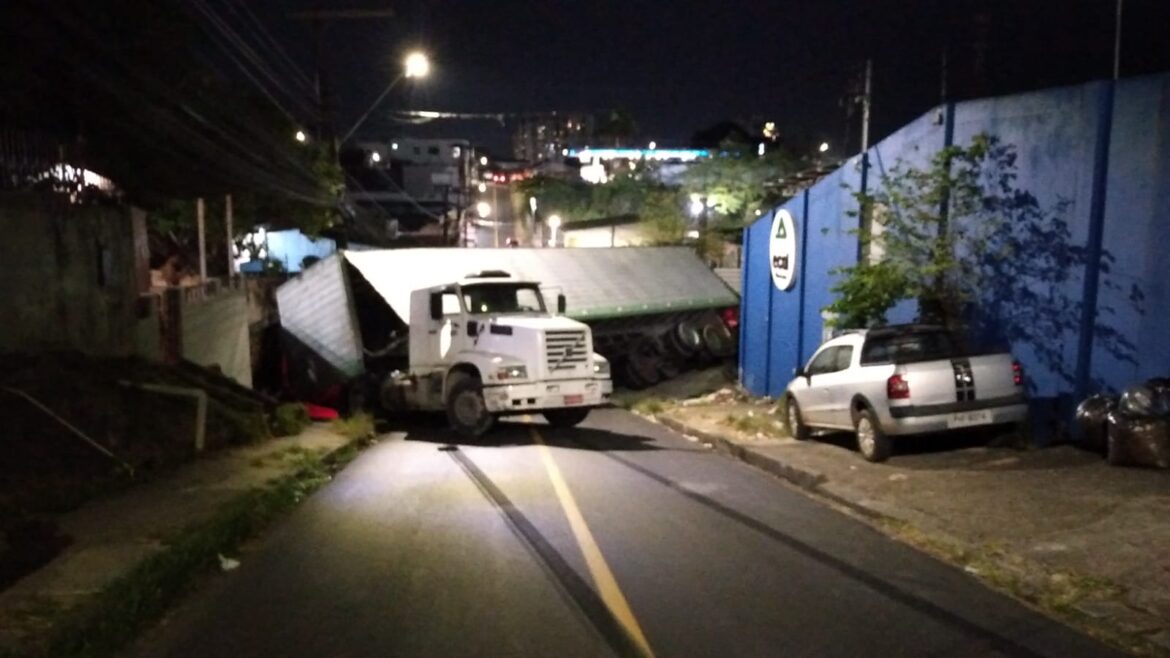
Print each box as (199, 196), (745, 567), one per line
(656, 414), (892, 521)
(657, 415), (827, 491)
(656, 412), (1170, 658)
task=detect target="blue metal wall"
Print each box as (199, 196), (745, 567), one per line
(741, 73), (1170, 425)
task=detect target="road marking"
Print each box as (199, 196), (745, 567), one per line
(531, 428), (655, 658)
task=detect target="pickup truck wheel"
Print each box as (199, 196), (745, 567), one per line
(855, 409), (891, 462)
(446, 376), (495, 438)
(543, 407), (591, 428)
(785, 396), (811, 441)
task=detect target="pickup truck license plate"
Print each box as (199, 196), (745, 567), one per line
(947, 409), (992, 428)
(563, 394), (584, 405)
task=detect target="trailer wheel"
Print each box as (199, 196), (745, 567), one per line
(543, 407), (591, 428)
(699, 320), (735, 359)
(664, 321), (702, 358)
(446, 374), (495, 438)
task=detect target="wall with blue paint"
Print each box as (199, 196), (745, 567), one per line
(741, 73), (1170, 428)
(266, 230), (338, 273)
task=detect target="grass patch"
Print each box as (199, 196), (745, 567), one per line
(7, 435), (372, 658)
(631, 397), (667, 415)
(720, 410), (786, 438)
(330, 412), (375, 441)
(270, 403), (310, 438)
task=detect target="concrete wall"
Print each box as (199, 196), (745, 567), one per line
(0, 193), (139, 355)
(181, 286), (252, 387)
(740, 73), (1170, 433)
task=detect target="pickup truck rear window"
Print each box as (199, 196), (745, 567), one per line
(861, 331), (958, 365)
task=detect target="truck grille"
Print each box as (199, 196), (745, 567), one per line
(545, 330), (588, 371)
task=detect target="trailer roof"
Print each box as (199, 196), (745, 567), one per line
(341, 247), (738, 321)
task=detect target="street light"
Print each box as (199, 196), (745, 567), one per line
(476, 201), (492, 219)
(294, 130), (308, 143)
(404, 51), (430, 79)
(547, 214), (562, 247)
(819, 141), (830, 153)
(342, 51), (431, 143)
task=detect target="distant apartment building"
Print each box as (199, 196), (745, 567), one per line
(512, 112), (594, 163)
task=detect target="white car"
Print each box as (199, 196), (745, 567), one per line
(783, 324), (1028, 462)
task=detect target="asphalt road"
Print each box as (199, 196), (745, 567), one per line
(469, 182), (520, 248)
(129, 409), (1124, 658)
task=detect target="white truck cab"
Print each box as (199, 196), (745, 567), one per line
(384, 271), (613, 436)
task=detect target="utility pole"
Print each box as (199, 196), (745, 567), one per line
(225, 194), (234, 277)
(1113, 0), (1123, 80)
(860, 58), (872, 154)
(196, 197), (207, 282)
(288, 7), (396, 142)
(492, 184), (500, 248)
(858, 58), (873, 265)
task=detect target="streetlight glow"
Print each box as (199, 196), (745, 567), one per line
(479, 156), (488, 166)
(548, 214), (562, 229)
(689, 197), (704, 217)
(477, 182), (487, 193)
(370, 151), (382, 163)
(404, 51), (430, 79)
(819, 141), (830, 153)
(476, 201), (492, 219)
(294, 130), (307, 143)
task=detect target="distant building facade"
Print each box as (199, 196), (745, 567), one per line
(342, 137), (475, 245)
(512, 112), (594, 163)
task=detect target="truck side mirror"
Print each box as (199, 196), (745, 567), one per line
(556, 294), (567, 315)
(429, 294), (442, 320)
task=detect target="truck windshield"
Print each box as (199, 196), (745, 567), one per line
(461, 284), (547, 315)
(861, 330), (958, 365)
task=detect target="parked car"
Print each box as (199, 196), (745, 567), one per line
(783, 324), (1027, 462)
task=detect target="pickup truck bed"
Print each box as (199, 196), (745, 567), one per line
(784, 325), (1027, 461)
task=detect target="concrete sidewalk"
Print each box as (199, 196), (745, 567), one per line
(657, 402), (1170, 657)
(0, 425), (354, 653)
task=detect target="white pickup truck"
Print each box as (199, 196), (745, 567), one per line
(783, 324), (1027, 462)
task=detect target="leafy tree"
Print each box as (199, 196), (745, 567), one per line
(825, 134), (1139, 388)
(595, 109), (639, 147)
(681, 148), (795, 224)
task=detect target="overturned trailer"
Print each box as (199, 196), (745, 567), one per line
(275, 247), (739, 409)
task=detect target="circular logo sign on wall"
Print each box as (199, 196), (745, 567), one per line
(769, 209), (798, 291)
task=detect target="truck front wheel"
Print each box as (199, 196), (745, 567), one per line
(543, 407), (591, 428)
(446, 375), (495, 438)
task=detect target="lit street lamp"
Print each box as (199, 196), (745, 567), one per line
(342, 51), (430, 143)
(404, 51), (430, 79)
(476, 201), (492, 219)
(295, 130), (308, 143)
(819, 141), (830, 153)
(547, 214), (562, 247)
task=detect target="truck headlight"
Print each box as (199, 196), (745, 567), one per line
(592, 356), (611, 377)
(496, 365), (528, 381)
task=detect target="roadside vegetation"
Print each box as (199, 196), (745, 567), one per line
(4, 433), (374, 658)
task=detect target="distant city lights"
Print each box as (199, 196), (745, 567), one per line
(569, 147), (709, 163)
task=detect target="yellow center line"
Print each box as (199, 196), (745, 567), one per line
(531, 427), (656, 658)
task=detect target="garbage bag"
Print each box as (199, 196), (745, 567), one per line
(1119, 385), (1157, 416)
(1075, 394), (1116, 450)
(1105, 410), (1170, 469)
(1145, 377), (1170, 416)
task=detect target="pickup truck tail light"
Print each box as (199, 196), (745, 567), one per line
(887, 374), (910, 400)
(1012, 360), (1024, 386)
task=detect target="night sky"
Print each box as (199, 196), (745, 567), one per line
(260, 0), (1170, 155)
